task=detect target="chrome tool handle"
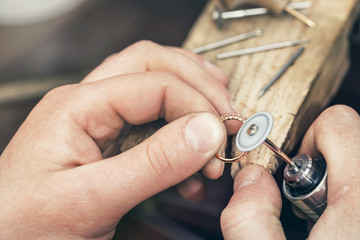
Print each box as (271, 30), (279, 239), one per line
(282, 154), (327, 222)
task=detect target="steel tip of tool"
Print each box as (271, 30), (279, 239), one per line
(255, 28), (263, 36)
(257, 89), (265, 99)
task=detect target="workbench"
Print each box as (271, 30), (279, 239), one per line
(120, 0), (359, 176)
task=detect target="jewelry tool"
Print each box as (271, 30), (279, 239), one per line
(216, 38), (308, 59)
(258, 46), (305, 98)
(216, 112), (327, 222)
(212, 1), (312, 29)
(222, 0), (316, 28)
(192, 28), (263, 54)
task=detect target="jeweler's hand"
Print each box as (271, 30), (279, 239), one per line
(84, 41), (241, 180)
(0, 41), (234, 239)
(220, 105), (360, 239)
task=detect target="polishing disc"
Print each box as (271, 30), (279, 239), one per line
(235, 112), (273, 152)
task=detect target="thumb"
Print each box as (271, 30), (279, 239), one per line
(80, 112), (226, 215)
(221, 165), (286, 240)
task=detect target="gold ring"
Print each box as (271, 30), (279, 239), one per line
(215, 113), (249, 163)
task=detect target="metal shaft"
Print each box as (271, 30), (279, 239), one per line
(192, 28), (262, 54)
(258, 46), (305, 98)
(222, 2), (311, 20)
(263, 138), (298, 170)
(216, 39), (309, 59)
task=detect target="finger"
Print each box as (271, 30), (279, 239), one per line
(15, 72), (221, 168)
(84, 72), (219, 132)
(201, 157), (225, 179)
(177, 175), (207, 202)
(166, 46), (228, 86)
(298, 105), (360, 239)
(298, 105), (360, 198)
(84, 41), (227, 86)
(221, 164), (285, 240)
(73, 112), (226, 217)
(82, 41), (238, 132)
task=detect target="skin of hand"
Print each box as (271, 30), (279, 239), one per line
(221, 105), (360, 240)
(0, 41), (239, 239)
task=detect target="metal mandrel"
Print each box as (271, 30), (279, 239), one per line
(192, 28), (263, 54)
(212, 1), (312, 29)
(258, 46), (305, 98)
(216, 38), (308, 59)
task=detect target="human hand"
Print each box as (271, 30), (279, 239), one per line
(220, 105), (360, 239)
(0, 41), (236, 239)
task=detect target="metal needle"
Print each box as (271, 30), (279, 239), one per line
(192, 28), (263, 54)
(264, 138), (298, 170)
(258, 46), (305, 98)
(216, 38), (308, 59)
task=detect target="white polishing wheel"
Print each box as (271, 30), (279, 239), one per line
(235, 112), (273, 152)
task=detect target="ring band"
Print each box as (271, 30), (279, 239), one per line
(215, 113), (249, 163)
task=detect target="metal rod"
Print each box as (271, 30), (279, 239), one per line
(221, 8), (266, 20)
(284, 5), (316, 28)
(264, 138), (298, 170)
(216, 38), (309, 59)
(221, 1), (312, 20)
(258, 46), (305, 98)
(192, 28), (263, 54)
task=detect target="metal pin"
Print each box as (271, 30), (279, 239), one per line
(212, 1), (312, 29)
(258, 46), (305, 98)
(264, 138), (298, 171)
(216, 38), (309, 59)
(284, 5), (316, 28)
(247, 124), (259, 136)
(192, 28), (263, 54)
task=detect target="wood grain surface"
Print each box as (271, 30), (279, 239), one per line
(121, 0), (358, 176)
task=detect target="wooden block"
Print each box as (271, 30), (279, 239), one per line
(121, 0), (359, 176)
(183, 0), (358, 175)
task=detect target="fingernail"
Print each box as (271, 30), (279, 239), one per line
(236, 166), (263, 190)
(185, 113), (223, 153)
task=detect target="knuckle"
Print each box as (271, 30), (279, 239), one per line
(145, 137), (176, 180)
(221, 201), (277, 231)
(321, 104), (358, 120)
(36, 84), (83, 118)
(41, 84), (76, 106)
(221, 203), (283, 239)
(102, 40), (159, 63)
(131, 40), (158, 50)
(146, 71), (182, 89)
(102, 52), (119, 63)
(314, 105), (360, 136)
(156, 71), (180, 83)
(221, 202), (257, 228)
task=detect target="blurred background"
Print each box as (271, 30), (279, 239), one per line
(0, 0), (359, 239)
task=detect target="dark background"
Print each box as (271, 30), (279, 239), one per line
(0, 0), (359, 239)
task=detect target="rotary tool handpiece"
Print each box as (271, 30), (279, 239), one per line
(219, 111), (327, 222)
(282, 154), (327, 222)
